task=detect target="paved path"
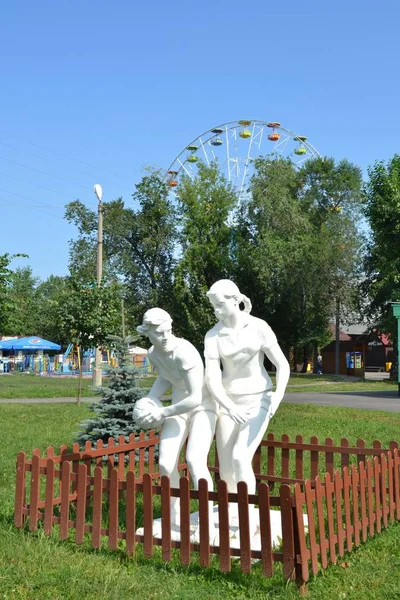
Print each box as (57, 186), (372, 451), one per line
(1, 390), (400, 412)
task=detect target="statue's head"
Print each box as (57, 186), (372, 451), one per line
(137, 308), (174, 352)
(206, 279), (252, 321)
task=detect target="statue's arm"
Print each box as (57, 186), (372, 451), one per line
(146, 375), (171, 401)
(263, 343), (290, 415)
(162, 365), (203, 418)
(205, 358), (249, 424)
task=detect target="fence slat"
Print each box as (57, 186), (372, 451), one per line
(29, 454), (41, 532)
(126, 471), (136, 556)
(342, 466), (352, 553)
(315, 476), (328, 569)
(148, 430), (156, 476)
(217, 480), (231, 573)
(92, 466), (103, 549)
(380, 454), (388, 528)
(351, 465), (360, 547)
(281, 483), (295, 580)
(143, 472), (153, 557)
(324, 472), (336, 564)
(199, 478), (210, 567)
(75, 464), (87, 544)
(305, 479), (318, 575)
(341, 438), (349, 471)
(294, 484), (309, 583)
(267, 433), (275, 490)
(118, 436), (126, 481)
(281, 434), (290, 479)
(325, 438), (334, 478)
(334, 470), (345, 557)
(374, 457), (382, 534)
(139, 432), (146, 479)
(394, 449), (400, 520)
(237, 481), (251, 574)
(109, 468), (119, 550)
(128, 433), (135, 472)
(14, 452), (26, 528)
(44, 458), (55, 535)
(96, 439), (104, 468)
(161, 475), (172, 561)
(107, 438), (115, 479)
(180, 476), (191, 565)
(295, 435), (304, 482)
(387, 451), (395, 523)
(60, 461), (71, 540)
(258, 483), (273, 577)
(359, 461), (368, 543)
(72, 442), (80, 493)
(310, 436), (319, 481)
(367, 459), (375, 537)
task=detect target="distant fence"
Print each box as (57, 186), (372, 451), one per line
(14, 433), (400, 586)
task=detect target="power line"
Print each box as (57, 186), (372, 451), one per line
(0, 129), (135, 184)
(0, 196), (65, 220)
(0, 170), (97, 204)
(0, 139), (134, 194)
(0, 155), (92, 191)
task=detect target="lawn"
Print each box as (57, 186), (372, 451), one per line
(2, 402), (400, 599)
(0, 373), (397, 399)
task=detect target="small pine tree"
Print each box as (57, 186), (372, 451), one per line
(75, 334), (148, 446)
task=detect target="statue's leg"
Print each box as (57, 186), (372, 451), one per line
(186, 410), (216, 490)
(215, 414), (239, 493)
(232, 407), (271, 495)
(159, 416), (189, 526)
(186, 410), (218, 539)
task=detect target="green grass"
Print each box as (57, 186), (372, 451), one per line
(2, 403), (400, 598)
(0, 373), (155, 399)
(0, 373), (396, 400)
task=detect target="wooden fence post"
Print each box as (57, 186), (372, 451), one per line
(280, 483), (295, 580)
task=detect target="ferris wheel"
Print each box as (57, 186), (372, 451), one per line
(165, 120), (321, 201)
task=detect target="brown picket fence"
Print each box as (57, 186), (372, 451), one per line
(14, 432), (400, 586)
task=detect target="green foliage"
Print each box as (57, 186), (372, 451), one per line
(364, 155), (400, 327)
(75, 335), (147, 445)
(0, 253), (28, 335)
(235, 157), (364, 361)
(173, 162), (238, 348)
(56, 277), (120, 351)
(65, 170), (177, 329)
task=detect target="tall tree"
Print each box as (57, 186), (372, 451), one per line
(56, 278), (120, 403)
(363, 155), (400, 375)
(5, 267), (39, 336)
(173, 162), (239, 349)
(236, 156), (364, 366)
(65, 170), (177, 328)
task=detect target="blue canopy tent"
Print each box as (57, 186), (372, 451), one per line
(0, 336), (61, 350)
(0, 337), (61, 373)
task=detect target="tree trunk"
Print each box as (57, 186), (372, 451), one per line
(77, 358), (83, 405)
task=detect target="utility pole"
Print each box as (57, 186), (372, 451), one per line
(93, 184), (103, 387)
(121, 297), (126, 339)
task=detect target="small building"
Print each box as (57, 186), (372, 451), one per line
(321, 325), (393, 376)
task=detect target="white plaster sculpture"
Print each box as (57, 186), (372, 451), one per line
(204, 279), (290, 496)
(134, 308), (217, 526)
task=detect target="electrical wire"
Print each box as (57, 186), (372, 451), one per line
(0, 130), (135, 183)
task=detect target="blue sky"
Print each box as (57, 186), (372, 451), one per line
(1, 0), (399, 280)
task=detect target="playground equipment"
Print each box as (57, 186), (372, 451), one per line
(165, 119), (321, 202)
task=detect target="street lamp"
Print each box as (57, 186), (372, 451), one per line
(93, 184), (103, 387)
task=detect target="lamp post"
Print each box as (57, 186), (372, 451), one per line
(391, 302), (400, 397)
(93, 184), (103, 387)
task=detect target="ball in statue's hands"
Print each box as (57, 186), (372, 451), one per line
(133, 397), (165, 429)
